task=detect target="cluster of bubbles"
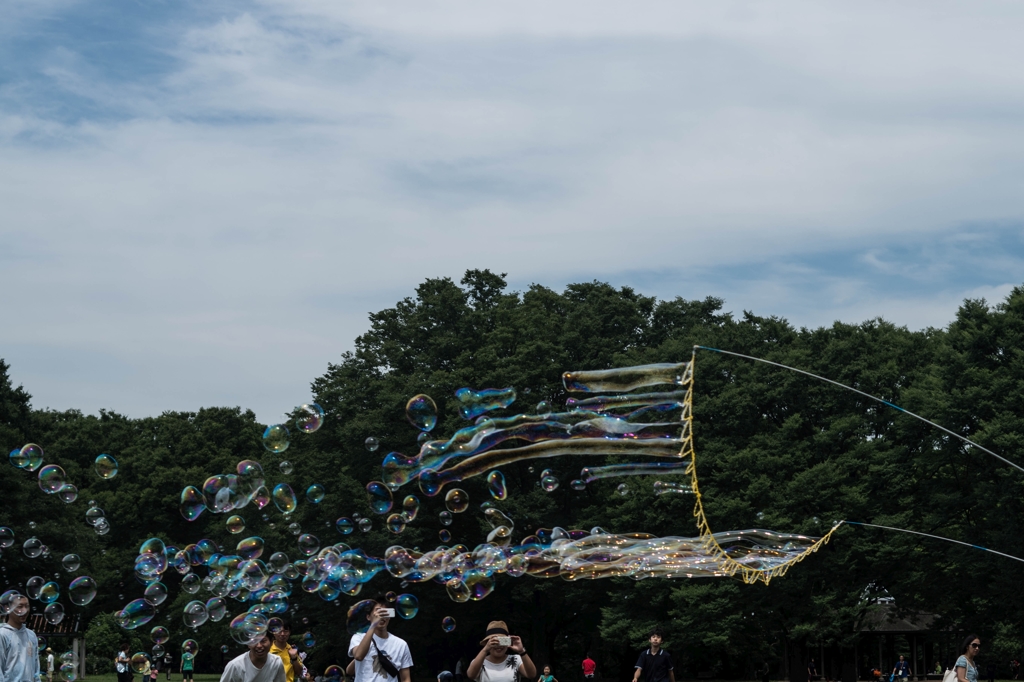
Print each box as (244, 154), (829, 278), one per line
(7, 444), (82, 503)
(262, 404), (325, 454)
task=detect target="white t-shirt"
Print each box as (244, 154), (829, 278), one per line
(475, 655), (522, 682)
(348, 632), (413, 682)
(220, 652), (286, 682)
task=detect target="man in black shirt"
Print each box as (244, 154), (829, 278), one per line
(632, 628), (675, 682)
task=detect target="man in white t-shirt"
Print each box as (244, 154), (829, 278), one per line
(348, 597), (413, 682)
(221, 633), (286, 682)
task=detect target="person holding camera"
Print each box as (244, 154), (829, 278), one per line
(467, 620), (536, 682)
(349, 597), (413, 682)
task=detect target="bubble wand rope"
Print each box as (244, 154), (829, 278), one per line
(684, 349), (842, 585)
(693, 345), (1024, 476)
(843, 520), (1024, 564)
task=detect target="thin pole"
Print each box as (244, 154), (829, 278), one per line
(694, 345), (1024, 476)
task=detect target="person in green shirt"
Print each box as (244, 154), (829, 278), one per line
(180, 650), (195, 682)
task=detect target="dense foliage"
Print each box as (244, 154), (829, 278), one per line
(3, 271), (1024, 681)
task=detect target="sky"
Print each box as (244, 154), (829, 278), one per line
(2, 0), (1023, 424)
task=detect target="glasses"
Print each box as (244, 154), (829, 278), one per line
(970, 644), (981, 649)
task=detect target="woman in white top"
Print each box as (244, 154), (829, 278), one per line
(467, 621), (536, 682)
(955, 634), (981, 682)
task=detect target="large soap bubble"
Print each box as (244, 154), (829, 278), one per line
(486, 471), (507, 500)
(395, 594), (418, 619)
(21, 444), (44, 471)
(151, 626), (170, 644)
(179, 487), (206, 521)
(366, 482), (393, 515)
(94, 454), (118, 479)
(183, 601), (209, 629)
(263, 425), (290, 453)
(116, 599), (157, 629)
(44, 603), (64, 625)
(229, 612), (268, 645)
(295, 404), (325, 434)
(59, 484), (78, 503)
(23, 537), (43, 558)
(272, 484), (297, 514)
(0, 527), (13, 548)
(143, 582), (168, 606)
(306, 484), (325, 504)
(39, 582), (60, 604)
(444, 489), (469, 513)
(68, 577), (97, 606)
(37, 465), (67, 494)
(405, 395), (438, 432)
(455, 387), (516, 420)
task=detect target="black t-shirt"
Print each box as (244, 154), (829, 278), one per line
(635, 649), (674, 682)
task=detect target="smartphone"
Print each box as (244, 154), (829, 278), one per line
(381, 608), (396, 618)
(496, 636), (511, 647)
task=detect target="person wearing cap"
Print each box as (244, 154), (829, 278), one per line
(45, 648), (55, 682)
(467, 621), (535, 682)
(0, 595), (40, 682)
(220, 633), (285, 682)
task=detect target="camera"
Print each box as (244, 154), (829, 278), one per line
(496, 636), (511, 647)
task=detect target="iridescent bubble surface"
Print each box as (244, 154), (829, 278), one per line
(263, 424), (290, 454)
(179, 486), (206, 521)
(295, 403), (325, 434)
(541, 475), (559, 492)
(366, 482), (393, 515)
(38, 465), (66, 494)
(486, 471), (507, 500)
(306, 484), (325, 504)
(444, 489), (468, 513)
(273, 484), (297, 515)
(94, 454), (118, 479)
(455, 387), (516, 420)
(441, 616), (456, 632)
(226, 516), (245, 534)
(405, 395), (438, 432)
(21, 444), (44, 471)
(395, 593), (418, 619)
(68, 577), (97, 605)
(336, 518), (354, 535)
(116, 599), (157, 629)
(61, 554), (80, 571)
(386, 514), (406, 534)
(401, 495), (419, 522)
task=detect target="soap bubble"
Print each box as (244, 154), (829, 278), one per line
(58, 484), (78, 503)
(358, 518), (372, 533)
(464, 573), (495, 601)
(27, 576), (45, 599)
(273, 484), (297, 515)
(0, 590), (22, 615)
(486, 471), (507, 500)
(444, 489), (469, 513)
(182, 639), (199, 654)
(438, 529), (451, 543)
(37, 465), (66, 494)
(61, 554), (81, 571)
(295, 403), (325, 434)
(297, 534), (320, 556)
(364, 437), (379, 452)
(263, 424), (290, 454)
(302, 632), (315, 647)
(206, 597), (227, 622)
(183, 600), (209, 628)
(0, 527), (13, 548)
(39, 582), (60, 603)
(229, 612), (268, 645)
(237, 536), (265, 560)
(325, 666), (343, 680)
(9, 447), (28, 468)
(220, 645), (229, 654)
(445, 578), (470, 603)
(181, 574), (201, 594)
(151, 626), (170, 644)
(336, 518), (354, 535)
(179, 487), (206, 522)
(395, 594), (418, 619)
(253, 486), (271, 509)
(386, 514), (406, 534)
(143, 582), (168, 606)
(439, 511), (453, 526)
(570, 479), (586, 491)
(541, 475), (559, 492)
(279, 461), (293, 475)
(288, 522), (302, 536)
(306, 484), (325, 504)
(405, 395), (438, 432)
(540, 469), (553, 479)
(152, 645), (165, 658)
(68, 577), (97, 605)
(455, 387), (517, 420)
(653, 481), (693, 495)
(226, 516), (245, 534)
(23, 537), (43, 558)
(93, 518), (110, 535)
(616, 483), (630, 496)
(85, 507), (105, 526)
(402, 495), (420, 522)
(21, 444), (44, 471)
(44, 602), (64, 624)
(441, 616), (456, 632)
(535, 401), (550, 414)
(116, 599), (157, 629)
(366, 482), (393, 515)
(130, 654), (149, 673)
(94, 454), (118, 479)
(59, 663), (76, 682)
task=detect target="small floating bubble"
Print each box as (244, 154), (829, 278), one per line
(272, 484), (297, 515)
(306, 484), (325, 504)
(366, 482), (393, 515)
(364, 437), (379, 452)
(295, 404), (325, 434)
(94, 454), (118, 479)
(486, 471), (507, 500)
(262, 425), (290, 454)
(444, 489), (469, 513)
(336, 517), (354, 535)
(279, 461), (293, 475)
(405, 395), (438, 432)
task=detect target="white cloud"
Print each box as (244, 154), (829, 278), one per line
(2, 1), (1023, 421)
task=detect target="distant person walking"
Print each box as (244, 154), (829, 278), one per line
(164, 654), (173, 681)
(45, 647), (55, 682)
(181, 646), (196, 682)
(893, 656), (909, 681)
(955, 635), (981, 682)
(116, 643), (133, 682)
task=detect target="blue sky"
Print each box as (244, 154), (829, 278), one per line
(2, 0), (1023, 423)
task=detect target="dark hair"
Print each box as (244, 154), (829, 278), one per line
(961, 635), (981, 655)
(277, 620), (292, 631)
(649, 628), (665, 639)
(121, 642), (130, 650)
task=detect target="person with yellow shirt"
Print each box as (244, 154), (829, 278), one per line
(269, 622), (300, 682)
